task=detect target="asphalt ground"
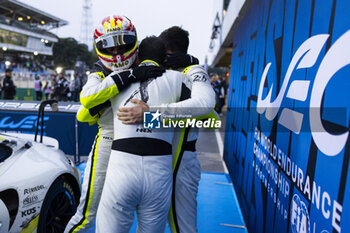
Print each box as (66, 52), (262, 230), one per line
(196, 108), (227, 173)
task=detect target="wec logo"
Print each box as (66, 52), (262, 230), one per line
(0, 116), (49, 130)
(257, 30), (350, 156)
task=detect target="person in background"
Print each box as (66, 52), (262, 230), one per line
(213, 76), (226, 116)
(34, 75), (43, 101)
(43, 80), (51, 99)
(209, 74), (217, 86)
(50, 75), (58, 99)
(220, 75), (228, 112)
(80, 73), (87, 87)
(3, 68), (16, 100)
(57, 73), (69, 101)
(221, 75), (228, 96)
(71, 73), (82, 102)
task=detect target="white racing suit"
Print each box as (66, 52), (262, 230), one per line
(64, 64), (114, 233)
(161, 65), (216, 233)
(77, 61), (213, 232)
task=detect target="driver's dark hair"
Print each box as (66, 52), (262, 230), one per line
(159, 26), (189, 54)
(138, 36), (166, 65)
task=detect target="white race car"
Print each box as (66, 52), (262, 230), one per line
(0, 101), (81, 233)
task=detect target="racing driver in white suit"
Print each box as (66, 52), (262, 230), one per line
(64, 16), (165, 233)
(118, 26), (219, 233)
(78, 36), (215, 232)
(159, 26), (217, 233)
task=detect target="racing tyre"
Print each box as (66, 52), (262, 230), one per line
(37, 177), (80, 233)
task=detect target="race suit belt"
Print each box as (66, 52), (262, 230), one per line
(112, 138), (172, 156)
(183, 139), (197, 152)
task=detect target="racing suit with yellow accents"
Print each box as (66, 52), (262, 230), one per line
(66, 60), (160, 232)
(64, 62), (114, 233)
(164, 64), (218, 233)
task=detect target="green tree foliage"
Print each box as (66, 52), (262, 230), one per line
(53, 37), (97, 69)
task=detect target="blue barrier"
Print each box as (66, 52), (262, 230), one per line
(225, 0), (350, 232)
(0, 101), (98, 161)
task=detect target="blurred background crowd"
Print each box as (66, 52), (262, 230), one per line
(0, 67), (88, 102)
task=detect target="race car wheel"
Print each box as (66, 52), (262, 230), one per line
(37, 177), (79, 233)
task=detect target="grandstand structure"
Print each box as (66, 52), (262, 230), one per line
(0, 0), (67, 82)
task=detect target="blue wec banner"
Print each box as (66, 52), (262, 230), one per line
(224, 0), (350, 233)
(0, 101), (97, 157)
